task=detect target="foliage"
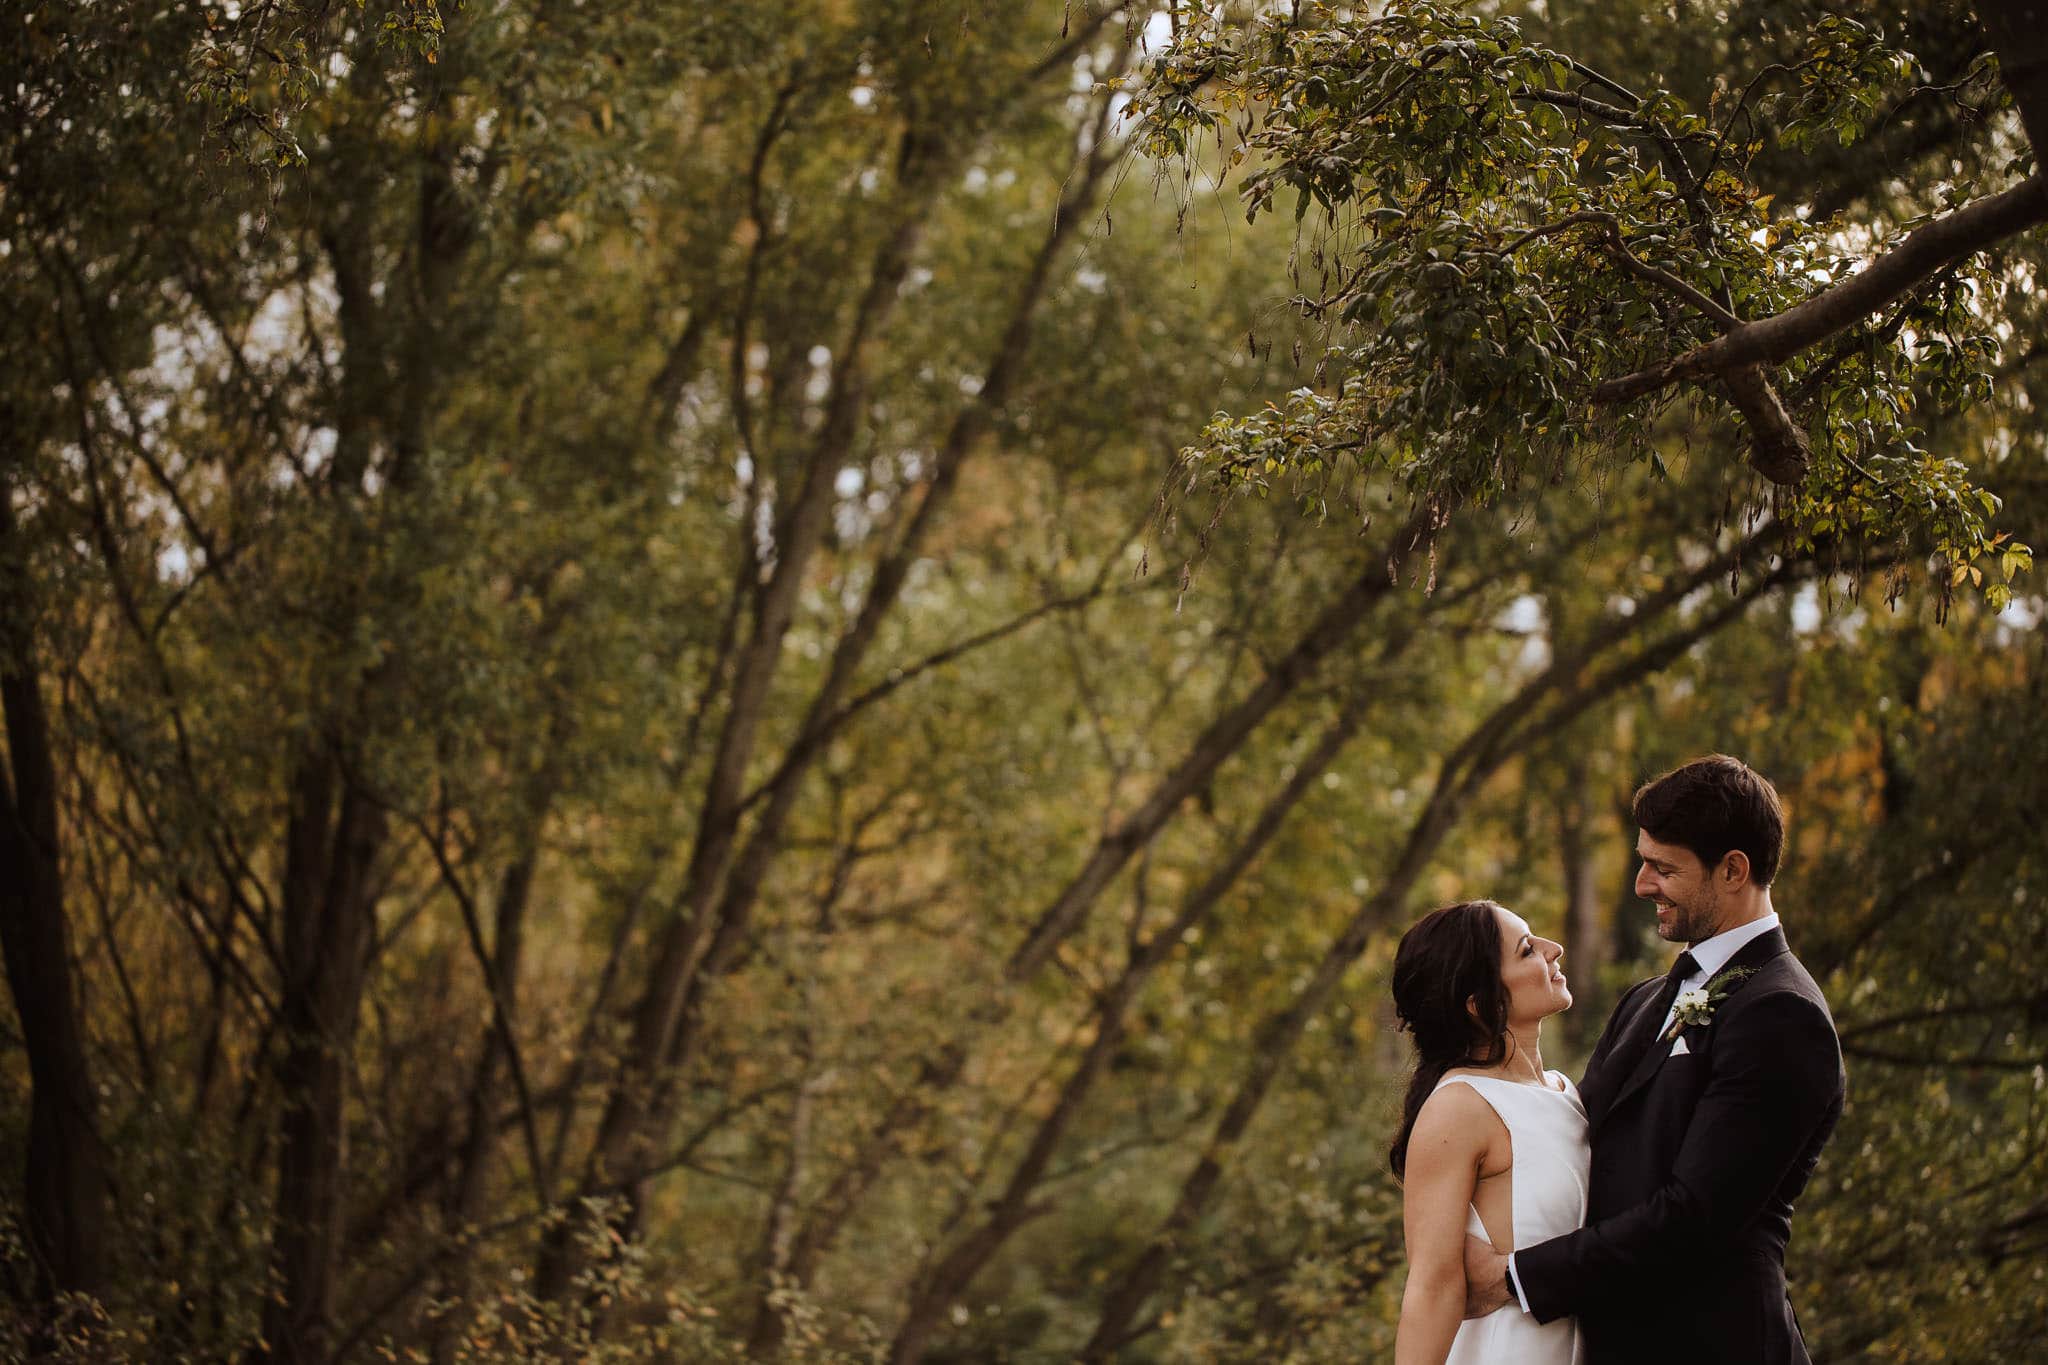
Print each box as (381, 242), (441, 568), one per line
(1134, 1), (2037, 610)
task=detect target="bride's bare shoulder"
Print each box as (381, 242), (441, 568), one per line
(1417, 1080), (1515, 1178)
(1409, 1076), (1506, 1153)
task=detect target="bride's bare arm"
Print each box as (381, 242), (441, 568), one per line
(1396, 1084), (1498, 1365)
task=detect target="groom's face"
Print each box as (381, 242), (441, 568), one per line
(1635, 832), (1722, 944)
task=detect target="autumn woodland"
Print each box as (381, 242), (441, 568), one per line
(4, 2), (2047, 1360)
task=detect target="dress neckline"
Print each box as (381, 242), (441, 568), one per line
(1443, 1067), (1568, 1092)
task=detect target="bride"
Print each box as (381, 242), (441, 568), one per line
(1390, 900), (1587, 1365)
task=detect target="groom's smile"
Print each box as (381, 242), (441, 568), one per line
(1634, 832), (1726, 944)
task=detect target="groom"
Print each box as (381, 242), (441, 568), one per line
(1463, 755), (1846, 1364)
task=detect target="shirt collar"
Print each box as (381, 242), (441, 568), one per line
(1684, 911), (1780, 981)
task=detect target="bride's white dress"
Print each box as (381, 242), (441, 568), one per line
(1436, 1070), (1588, 1365)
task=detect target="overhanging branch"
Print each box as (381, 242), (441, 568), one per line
(1593, 174), (2048, 406)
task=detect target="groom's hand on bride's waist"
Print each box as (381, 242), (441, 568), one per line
(1461, 1235), (1512, 1318)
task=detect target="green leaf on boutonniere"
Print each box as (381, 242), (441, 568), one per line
(1661, 966), (1756, 1042)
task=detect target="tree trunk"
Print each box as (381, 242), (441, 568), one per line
(1077, 770), (1479, 1362)
(754, 528), (1427, 1360)
(1556, 771), (1608, 1049)
(884, 704), (1366, 1364)
(1609, 782), (1648, 974)
(260, 60), (483, 1349)
(535, 55), (1141, 1314)
(643, 107), (1123, 1189)
(1982, 3), (2048, 162)
(0, 495), (110, 1307)
(1005, 520), (1432, 983)
(742, 1003), (822, 1359)
(532, 132), (951, 1307)
(262, 758), (387, 1365)
(1079, 539), (1796, 1358)
(427, 798), (547, 1364)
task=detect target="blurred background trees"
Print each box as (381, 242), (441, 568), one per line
(1, 1), (2041, 1361)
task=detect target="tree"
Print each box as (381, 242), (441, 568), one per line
(1136, 0), (2044, 608)
(0, 496), (111, 1311)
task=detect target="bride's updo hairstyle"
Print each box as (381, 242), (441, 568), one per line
(1388, 899), (1513, 1178)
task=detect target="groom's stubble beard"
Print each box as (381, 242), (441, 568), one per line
(1654, 879), (1722, 945)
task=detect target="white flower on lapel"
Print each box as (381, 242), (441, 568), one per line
(1661, 966), (1754, 1042)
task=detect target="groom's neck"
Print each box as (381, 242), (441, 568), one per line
(1693, 890), (1774, 944)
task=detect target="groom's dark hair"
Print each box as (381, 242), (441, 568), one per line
(1634, 754), (1785, 887)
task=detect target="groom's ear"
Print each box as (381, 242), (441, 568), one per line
(1719, 849), (1752, 887)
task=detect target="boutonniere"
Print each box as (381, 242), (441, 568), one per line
(1661, 967), (1754, 1042)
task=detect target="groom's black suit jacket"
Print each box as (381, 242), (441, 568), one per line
(1515, 926), (1845, 1365)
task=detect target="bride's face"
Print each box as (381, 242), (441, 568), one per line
(1494, 905), (1572, 1024)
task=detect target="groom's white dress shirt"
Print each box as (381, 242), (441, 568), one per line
(1656, 912), (1780, 1039)
(1504, 911), (1782, 1315)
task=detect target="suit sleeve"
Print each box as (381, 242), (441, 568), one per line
(1513, 988), (1843, 1325)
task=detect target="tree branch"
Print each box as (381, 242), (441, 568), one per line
(1838, 991), (2048, 1042)
(1594, 174), (2048, 405)
(1503, 210), (1742, 329)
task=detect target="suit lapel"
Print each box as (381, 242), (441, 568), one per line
(1595, 927), (1791, 1132)
(1581, 980), (1669, 1126)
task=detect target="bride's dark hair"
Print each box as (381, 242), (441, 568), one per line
(1389, 899), (1513, 1178)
